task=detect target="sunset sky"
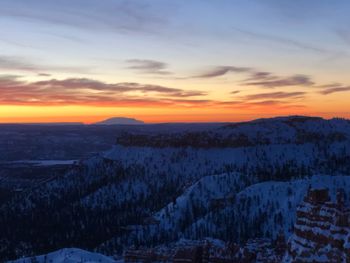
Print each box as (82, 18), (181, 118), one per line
(0, 0), (349, 123)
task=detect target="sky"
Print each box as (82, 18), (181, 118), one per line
(0, 0), (349, 123)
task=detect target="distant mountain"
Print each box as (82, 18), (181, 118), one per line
(94, 117), (144, 125)
(0, 122), (84, 126)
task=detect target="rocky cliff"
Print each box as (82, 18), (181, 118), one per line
(287, 188), (350, 262)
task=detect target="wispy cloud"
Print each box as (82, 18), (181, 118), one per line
(194, 62), (350, 96)
(0, 76), (207, 106)
(194, 66), (252, 78)
(126, 59), (172, 75)
(232, 27), (327, 53)
(0, 56), (41, 71)
(245, 72), (350, 94)
(195, 65), (314, 88)
(244, 74), (314, 88)
(319, 85), (350, 95)
(217, 99), (306, 110)
(244, 71), (274, 81)
(0, 0), (167, 35)
(231, 26), (350, 63)
(336, 29), (350, 45)
(37, 73), (52, 77)
(0, 75), (306, 111)
(0, 55), (91, 74)
(244, 91), (306, 100)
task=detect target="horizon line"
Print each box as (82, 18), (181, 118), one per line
(0, 115), (347, 126)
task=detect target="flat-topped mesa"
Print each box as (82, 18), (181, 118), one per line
(288, 188), (350, 262)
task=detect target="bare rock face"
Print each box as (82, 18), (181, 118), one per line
(124, 236), (286, 263)
(287, 188), (350, 262)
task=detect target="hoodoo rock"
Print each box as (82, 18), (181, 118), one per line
(287, 188), (350, 262)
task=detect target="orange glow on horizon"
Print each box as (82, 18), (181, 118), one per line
(0, 104), (348, 124)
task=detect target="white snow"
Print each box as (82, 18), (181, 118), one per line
(4, 160), (77, 166)
(7, 248), (117, 263)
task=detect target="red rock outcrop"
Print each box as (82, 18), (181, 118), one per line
(287, 188), (350, 262)
(124, 236), (285, 263)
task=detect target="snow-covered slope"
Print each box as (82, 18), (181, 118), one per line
(1, 116), (350, 260)
(114, 116), (350, 148)
(7, 248), (117, 263)
(121, 173), (350, 246)
(184, 175), (350, 241)
(154, 172), (246, 231)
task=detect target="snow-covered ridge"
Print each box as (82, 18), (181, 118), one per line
(2, 160), (77, 166)
(154, 175), (350, 242)
(113, 116), (350, 148)
(154, 172), (246, 231)
(7, 248), (118, 263)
